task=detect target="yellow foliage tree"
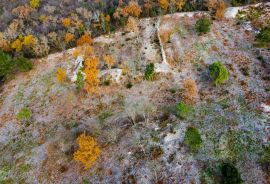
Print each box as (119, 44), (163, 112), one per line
(77, 33), (93, 46)
(84, 57), (99, 93)
(11, 39), (23, 52)
(103, 54), (115, 69)
(29, 0), (40, 9)
(73, 133), (101, 169)
(56, 67), (66, 84)
(23, 35), (37, 46)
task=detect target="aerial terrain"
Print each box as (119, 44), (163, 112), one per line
(0, 0), (269, 184)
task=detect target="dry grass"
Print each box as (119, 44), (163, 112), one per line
(182, 78), (199, 104)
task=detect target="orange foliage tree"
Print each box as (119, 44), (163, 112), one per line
(113, 0), (142, 19)
(84, 57), (99, 93)
(73, 133), (101, 169)
(77, 33), (93, 46)
(215, 1), (226, 20)
(159, 0), (169, 12)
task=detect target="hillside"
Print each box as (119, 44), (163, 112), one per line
(0, 3), (270, 184)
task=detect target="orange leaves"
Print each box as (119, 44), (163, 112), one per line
(73, 133), (101, 169)
(84, 57), (99, 93)
(56, 67), (66, 84)
(216, 1), (226, 20)
(77, 33), (93, 46)
(62, 18), (71, 27)
(125, 0), (142, 17)
(65, 33), (75, 43)
(159, 0), (169, 12)
(113, 0), (142, 19)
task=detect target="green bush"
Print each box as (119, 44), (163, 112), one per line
(144, 63), (155, 81)
(255, 26), (270, 47)
(0, 51), (14, 78)
(184, 127), (203, 152)
(15, 57), (33, 72)
(261, 145), (270, 164)
(221, 163), (243, 184)
(195, 18), (212, 34)
(76, 70), (84, 91)
(0, 51), (33, 80)
(209, 61), (229, 85)
(231, 0), (246, 6)
(176, 102), (192, 119)
(17, 107), (32, 121)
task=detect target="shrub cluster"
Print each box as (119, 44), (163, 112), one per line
(144, 63), (155, 81)
(221, 163), (243, 184)
(0, 50), (32, 80)
(195, 18), (212, 34)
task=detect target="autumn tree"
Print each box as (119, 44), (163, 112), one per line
(56, 67), (66, 84)
(103, 54), (115, 69)
(77, 33), (93, 46)
(73, 133), (101, 169)
(215, 1), (226, 20)
(84, 57), (99, 93)
(159, 0), (169, 12)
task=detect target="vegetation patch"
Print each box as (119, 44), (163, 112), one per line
(144, 63), (155, 81)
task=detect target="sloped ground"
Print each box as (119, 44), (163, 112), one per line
(0, 6), (269, 184)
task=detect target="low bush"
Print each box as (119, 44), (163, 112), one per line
(17, 107), (32, 121)
(261, 145), (270, 164)
(221, 163), (243, 184)
(76, 70), (85, 91)
(15, 57), (33, 72)
(144, 63), (155, 81)
(255, 26), (270, 47)
(195, 18), (212, 34)
(209, 61), (229, 85)
(176, 102), (192, 119)
(184, 127), (203, 152)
